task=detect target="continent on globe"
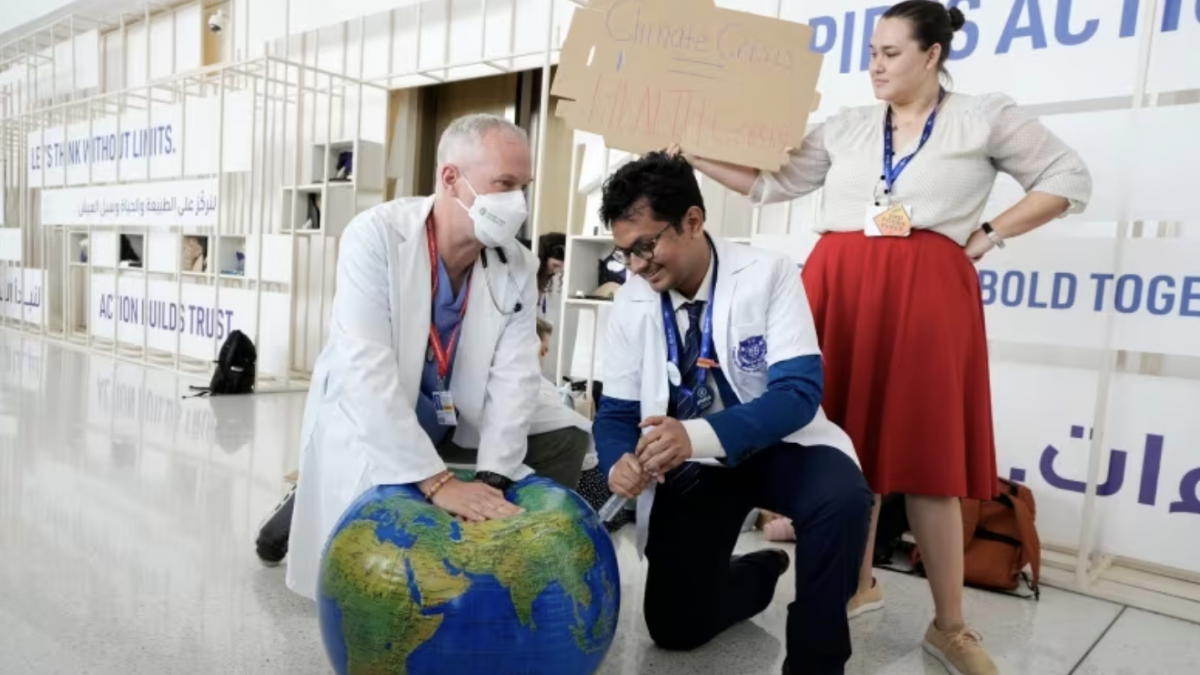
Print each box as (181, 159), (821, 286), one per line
(318, 477), (620, 675)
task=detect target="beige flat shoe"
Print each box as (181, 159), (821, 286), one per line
(922, 621), (999, 675)
(847, 577), (884, 619)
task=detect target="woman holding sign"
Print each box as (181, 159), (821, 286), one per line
(680, 2), (1091, 674)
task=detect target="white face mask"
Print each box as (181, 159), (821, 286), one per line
(456, 175), (528, 248)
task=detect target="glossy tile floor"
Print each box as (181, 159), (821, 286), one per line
(1, 330), (1197, 675)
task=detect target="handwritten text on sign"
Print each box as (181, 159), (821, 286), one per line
(576, 75), (795, 154)
(553, 0), (822, 171)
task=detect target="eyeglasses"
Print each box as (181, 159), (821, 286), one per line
(611, 223), (674, 266)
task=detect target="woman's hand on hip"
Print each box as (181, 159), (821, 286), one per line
(964, 228), (995, 263)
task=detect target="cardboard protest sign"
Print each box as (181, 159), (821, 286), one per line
(552, 0), (823, 171)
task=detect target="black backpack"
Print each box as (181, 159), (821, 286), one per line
(188, 330), (257, 397)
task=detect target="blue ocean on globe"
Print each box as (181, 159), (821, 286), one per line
(317, 476), (620, 675)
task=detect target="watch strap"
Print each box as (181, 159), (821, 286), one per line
(981, 221), (1006, 249)
(475, 471), (514, 491)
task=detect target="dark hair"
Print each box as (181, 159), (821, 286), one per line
(883, 1), (965, 74)
(598, 151), (706, 231)
(535, 232), (566, 292)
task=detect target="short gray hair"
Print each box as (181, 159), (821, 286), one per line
(436, 113), (528, 167)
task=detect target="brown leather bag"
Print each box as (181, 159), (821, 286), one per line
(961, 479), (1042, 598)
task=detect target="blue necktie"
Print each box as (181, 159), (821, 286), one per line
(674, 301), (706, 421)
(669, 301), (707, 492)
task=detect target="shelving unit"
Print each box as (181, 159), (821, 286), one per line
(281, 174), (383, 238)
(310, 140), (385, 189)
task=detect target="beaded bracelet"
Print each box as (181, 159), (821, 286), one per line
(423, 472), (453, 501)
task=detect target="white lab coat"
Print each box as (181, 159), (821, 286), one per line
(287, 196), (544, 600)
(601, 236), (859, 556)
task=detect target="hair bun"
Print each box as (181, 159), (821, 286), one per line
(947, 6), (967, 32)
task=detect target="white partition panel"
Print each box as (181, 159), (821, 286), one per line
(3, 55), (388, 388)
(0, 231), (21, 262)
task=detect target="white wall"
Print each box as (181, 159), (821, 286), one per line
(106, 4), (205, 90)
(0, 0), (76, 38)
(0, 30), (100, 110)
(244, 0), (575, 86)
(0, 4), (208, 109)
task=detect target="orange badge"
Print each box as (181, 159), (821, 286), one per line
(873, 205), (912, 237)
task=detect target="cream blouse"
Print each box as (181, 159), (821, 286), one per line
(748, 92), (1093, 246)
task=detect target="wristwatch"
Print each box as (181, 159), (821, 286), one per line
(475, 471), (515, 491)
(981, 221), (1006, 249)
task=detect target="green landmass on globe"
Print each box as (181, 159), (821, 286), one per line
(320, 478), (619, 675)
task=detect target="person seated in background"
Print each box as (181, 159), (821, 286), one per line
(281, 113), (589, 599)
(516, 232), (565, 315)
(535, 318), (634, 532)
(592, 152), (872, 674)
(537, 317), (555, 365)
(536, 233), (566, 313)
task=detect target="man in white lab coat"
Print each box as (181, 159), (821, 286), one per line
(286, 114), (588, 601)
(592, 152), (872, 674)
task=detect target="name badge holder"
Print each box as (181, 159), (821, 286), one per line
(865, 87), (945, 238)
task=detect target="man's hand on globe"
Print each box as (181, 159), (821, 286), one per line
(608, 453), (651, 500)
(429, 477), (524, 522)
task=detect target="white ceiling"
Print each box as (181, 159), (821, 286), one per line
(0, 0), (180, 46)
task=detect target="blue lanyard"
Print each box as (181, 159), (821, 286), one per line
(661, 246), (719, 371)
(882, 87), (945, 193)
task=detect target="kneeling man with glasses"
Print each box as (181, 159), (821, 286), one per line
(593, 152), (871, 675)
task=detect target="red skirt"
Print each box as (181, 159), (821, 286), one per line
(803, 230), (998, 500)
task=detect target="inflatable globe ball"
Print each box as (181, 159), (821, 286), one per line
(317, 476), (620, 675)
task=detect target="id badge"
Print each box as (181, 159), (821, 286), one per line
(433, 390), (458, 426)
(666, 362), (682, 387)
(864, 203), (913, 237)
